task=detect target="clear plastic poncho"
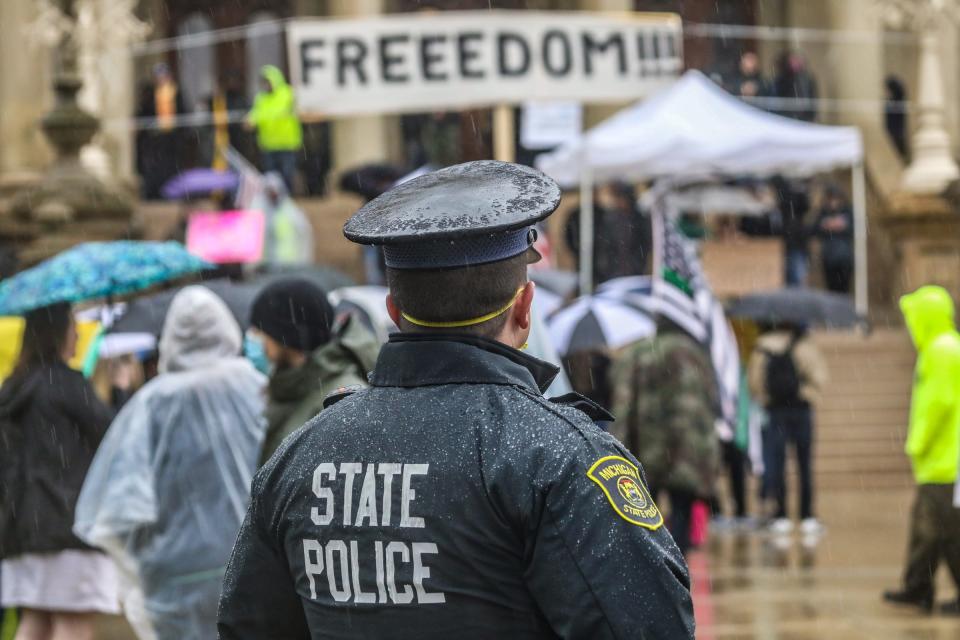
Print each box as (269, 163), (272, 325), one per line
(75, 286), (267, 640)
(251, 172), (314, 265)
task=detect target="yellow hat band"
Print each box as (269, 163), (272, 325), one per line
(401, 287), (525, 329)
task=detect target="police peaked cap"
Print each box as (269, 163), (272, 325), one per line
(343, 160), (561, 270)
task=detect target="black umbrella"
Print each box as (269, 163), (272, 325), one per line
(338, 163), (406, 202)
(727, 288), (860, 328)
(254, 264), (355, 293)
(110, 280), (262, 337)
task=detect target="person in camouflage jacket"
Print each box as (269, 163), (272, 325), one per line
(610, 326), (721, 554)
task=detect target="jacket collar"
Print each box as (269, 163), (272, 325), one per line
(370, 333), (559, 394)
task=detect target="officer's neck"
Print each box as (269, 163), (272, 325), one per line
(494, 321), (529, 351)
(398, 325), (526, 351)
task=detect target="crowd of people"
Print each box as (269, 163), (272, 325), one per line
(0, 141), (958, 636)
(0, 39), (948, 636)
(722, 51), (820, 123)
(134, 64), (476, 204)
(136, 63), (305, 200)
(605, 310), (830, 549)
(0, 277), (380, 639)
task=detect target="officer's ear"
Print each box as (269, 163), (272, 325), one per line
(511, 281), (535, 331)
(386, 292), (402, 327)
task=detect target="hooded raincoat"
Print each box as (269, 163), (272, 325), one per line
(900, 286), (960, 486)
(247, 65), (303, 152)
(74, 287), (266, 640)
(250, 172), (314, 265)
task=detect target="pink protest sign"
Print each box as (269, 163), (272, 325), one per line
(186, 210), (265, 264)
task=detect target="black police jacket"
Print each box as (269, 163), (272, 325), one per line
(218, 334), (694, 639)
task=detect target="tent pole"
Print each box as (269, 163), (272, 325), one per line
(852, 161), (868, 318)
(579, 163), (595, 295)
(492, 105), (516, 163)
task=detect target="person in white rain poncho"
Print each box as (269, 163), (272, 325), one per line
(250, 172), (314, 266)
(74, 286), (267, 640)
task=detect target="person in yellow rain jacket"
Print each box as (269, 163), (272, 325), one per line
(247, 65), (303, 193)
(884, 285), (960, 615)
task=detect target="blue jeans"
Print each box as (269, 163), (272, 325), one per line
(766, 406), (814, 519)
(262, 150), (298, 194)
(785, 248), (809, 287)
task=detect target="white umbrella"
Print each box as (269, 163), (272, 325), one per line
(597, 277), (708, 344)
(99, 332), (157, 359)
(547, 296), (655, 356)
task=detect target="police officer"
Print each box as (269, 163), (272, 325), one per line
(218, 161), (695, 639)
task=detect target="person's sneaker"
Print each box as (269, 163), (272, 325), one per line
(768, 518), (793, 535)
(883, 590), (933, 612)
(939, 599), (960, 616)
(800, 518), (825, 536)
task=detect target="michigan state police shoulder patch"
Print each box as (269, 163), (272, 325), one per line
(587, 456), (663, 530)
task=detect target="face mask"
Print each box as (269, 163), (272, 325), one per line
(243, 331), (272, 376)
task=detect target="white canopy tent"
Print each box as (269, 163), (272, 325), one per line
(536, 70), (867, 314)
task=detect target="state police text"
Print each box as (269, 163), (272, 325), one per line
(302, 462), (446, 605)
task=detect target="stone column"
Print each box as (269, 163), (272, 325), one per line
(824, 0), (905, 204)
(75, 0), (150, 182)
(825, 1), (885, 127)
(9, 0), (133, 243)
(327, 0), (400, 174)
(903, 25), (960, 192)
(879, 0), (960, 194)
(95, 46), (138, 183)
(0, 0), (54, 182)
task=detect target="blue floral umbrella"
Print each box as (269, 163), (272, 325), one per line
(0, 241), (211, 315)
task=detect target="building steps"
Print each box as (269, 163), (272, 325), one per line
(810, 328), (915, 491)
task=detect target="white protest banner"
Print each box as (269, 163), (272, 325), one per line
(287, 11), (682, 117)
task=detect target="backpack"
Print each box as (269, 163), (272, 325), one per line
(763, 335), (803, 408)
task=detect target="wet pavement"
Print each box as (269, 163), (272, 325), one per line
(694, 488), (960, 639)
(93, 487), (960, 639)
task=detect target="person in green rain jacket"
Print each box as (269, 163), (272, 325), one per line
(884, 285), (960, 614)
(249, 279), (380, 466)
(247, 65), (303, 192)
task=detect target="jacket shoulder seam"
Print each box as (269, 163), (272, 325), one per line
(509, 386), (597, 447)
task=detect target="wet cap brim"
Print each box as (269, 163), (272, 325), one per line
(343, 161), (561, 245)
